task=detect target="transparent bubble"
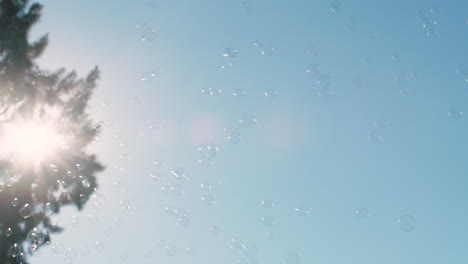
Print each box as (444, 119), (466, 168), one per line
(224, 127), (242, 143)
(165, 244), (177, 256)
(374, 118), (388, 129)
(94, 242), (104, 253)
(104, 226), (113, 236)
(114, 218), (123, 226)
(11, 197), (19, 207)
(200, 182), (213, 192)
(448, 110), (463, 120)
(141, 27), (157, 42)
(198, 156), (215, 167)
(150, 173), (165, 182)
(144, 250), (153, 258)
(330, 1), (343, 13)
(240, 114), (257, 128)
(49, 163), (59, 172)
(171, 167), (189, 181)
(201, 87), (222, 96)
(294, 206), (310, 216)
(241, 0), (251, 13)
(233, 89), (247, 97)
(398, 214), (416, 232)
(201, 194), (216, 207)
(19, 203), (33, 218)
(81, 177), (91, 188)
(51, 242), (65, 255)
(8, 243), (22, 258)
(140, 70), (160, 83)
(120, 200), (135, 214)
(417, 8), (439, 37)
(198, 143), (219, 158)
(228, 237), (244, 251)
(306, 46), (320, 56)
(71, 216), (80, 228)
(154, 160), (166, 168)
(169, 185), (184, 196)
(149, 121), (161, 130)
(79, 194), (88, 203)
(27, 228), (45, 250)
(223, 48), (238, 58)
(260, 215), (276, 226)
(209, 225), (220, 235)
(306, 64), (321, 77)
(5, 227), (13, 237)
(136, 18), (148, 29)
(261, 199), (274, 209)
(178, 216), (191, 227)
(88, 214), (99, 224)
(355, 208), (369, 219)
(264, 88), (280, 97)
(457, 66), (468, 86)
(285, 252), (300, 264)
(368, 131), (382, 143)
(317, 74), (331, 89)
(221, 62), (233, 70)
(253, 39), (276, 56)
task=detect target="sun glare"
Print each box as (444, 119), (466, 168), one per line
(1, 121), (62, 165)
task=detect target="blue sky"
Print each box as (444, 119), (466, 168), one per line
(28, 0), (468, 263)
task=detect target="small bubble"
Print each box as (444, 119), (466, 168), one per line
(233, 88), (247, 97)
(260, 215), (276, 226)
(8, 243), (22, 258)
(19, 203), (33, 218)
(200, 182), (214, 192)
(261, 199), (274, 209)
(11, 197), (19, 207)
(306, 64), (321, 77)
(141, 27), (157, 42)
(264, 88), (280, 97)
(240, 114), (257, 128)
(201, 194), (216, 207)
(294, 206), (310, 216)
(201, 87), (222, 96)
(224, 127), (242, 143)
(355, 208), (369, 219)
(330, 1), (343, 13)
(171, 167), (189, 181)
(209, 225), (220, 235)
(398, 214), (416, 232)
(223, 48), (238, 58)
(448, 110), (464, 120)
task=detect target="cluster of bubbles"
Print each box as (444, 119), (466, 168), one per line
(253, 40), (276, 56)
(228, 237), (259, 264)
(197, 143), (219, 167)
(417, 8), (439, 37)
(369, 118), (389, 143)
(306, 64), (333, 97)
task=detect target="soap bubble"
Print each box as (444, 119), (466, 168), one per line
(223, 48), (238, 58)
(306, 64), (321, 77)
(171, 167), (189, 181)
(264, 88), (280, 97)
(19, 203), (33, 218)
(398, 214), (416, 232)
(141, 27), (157, 42)
(240, 114), (257, 128)
(8, 243), (22, 258)
(233, 89), (247, 97)
(225, 127), (242, 143)
(294, 206), (310, 216)
(201, 194), (216, 207)
(448, 110), (463, 120)
(201, 87), (222, 96)
(260, 215), (276, 226)
(209, 225), (220, 235)
(198, 143), (219, 158)
(330, 1), (343, 13)
(355, 208), (369, 219)
(261, 199), (274, 209)
(198, 156), (214, 167)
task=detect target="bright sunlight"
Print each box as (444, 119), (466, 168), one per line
(1, 121), (62, 165)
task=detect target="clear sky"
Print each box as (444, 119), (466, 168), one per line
(28, 0), (468, 263)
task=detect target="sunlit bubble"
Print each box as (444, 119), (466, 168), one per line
(294, 206), (310, 216)
(178, 216), (191, 227)
(260, 215), (276, 226)
(223, 48), (238, 58)
(330, 1), (343, 13)
(398, 214), (416, 232)
(201, 87), (222, 96)
(140, 70), (160, 83)
(355, 208), (369, 219)
(153, 160), (166, 168)
(141, 27), (157, 42)
(233, 89), (247, 97)
(165, 244), (178, 256)
(8, 243), (22, 258)
(240, 114), (257, 128)
(200, 182), (214, 192)
(104, 226), (113, 236)
(201, 194), (216, 207)
(171, 167), (189, 181)
(317, 74), (332, 89)
(306, 64), (321, 77)
(5, 227), (13, 237)
(221, 62), (233, 70)
(261, 199), (274, 209)
(448, 110), (463, 120)
(150, 173), (165, 182)
(198, 156), (215, 167)
(224, 127), (242, 143)
(209, 225), (220, 235)
(94, 242), (104, 253)
(170, 185), (184, 196)
(11, 197), (19, 207)
(198, 143), (219, 158)
(27, 228), (45, 250)
(263, 88), (280, 97)
(19, 203), (33, 218)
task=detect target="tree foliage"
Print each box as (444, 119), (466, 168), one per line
(0, 0), (103, 262)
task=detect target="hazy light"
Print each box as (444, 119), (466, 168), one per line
(1, 121), (61, 165)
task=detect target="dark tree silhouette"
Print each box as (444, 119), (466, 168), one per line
(0, 0), (103, 263)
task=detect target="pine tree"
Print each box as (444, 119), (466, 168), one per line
(0, 0), (104, 262)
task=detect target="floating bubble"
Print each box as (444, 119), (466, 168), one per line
(104, 226), (113, 236)
(200, 182), (214, 192)
(223, 48), (238, 58)
(306, 64), (321, 77)
(221, 62), (233, 70)
(150, 173), (165, 182)
(261, 199), (274, 209)
(201, 194), (216, 207)
(398, 214), (416, 232)
(253, 39), (276, 56)
(178, 216), (191, 227)
(241, 0), (251, 13)
(165, 244), (178, 256)
(8, 243), (22, 258)
(11, 197), (19, 207)
(317, 74), (331, 89)
(171, 167), (189, 181)
(81, 177), (91, 188)
(154, 160), (166, 168)
(170, 185), (184, 196)
(264, 88), (280, 97)
(355, 208), (369, 219)
(233, 89), (247, 97)
(198, 143), (219, 158)
(374, 118), (389, 129)
(456, 66), (468, 86)
(209, 225), (220, 235)
(294, 206), (310, 216)
(265, 231), (275, 240)
(5, 227), (13, 237)
(240, 114), (257, 128)
(330, 1), (343, 13)
(140, 70), (160, 83)
(224, 127), (242, 143)
(27, 228), (45, 250)
(141, 27), (157, 42)
(260, 215), (276, 226)
(448, 110), (463, 120)
(198, 156), (215, 167)
(201, 87), (222, 96)
(19, 203), (33, 218)
(71, 216), (80, 228)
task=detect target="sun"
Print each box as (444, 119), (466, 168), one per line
(1, 121), (62, 165)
